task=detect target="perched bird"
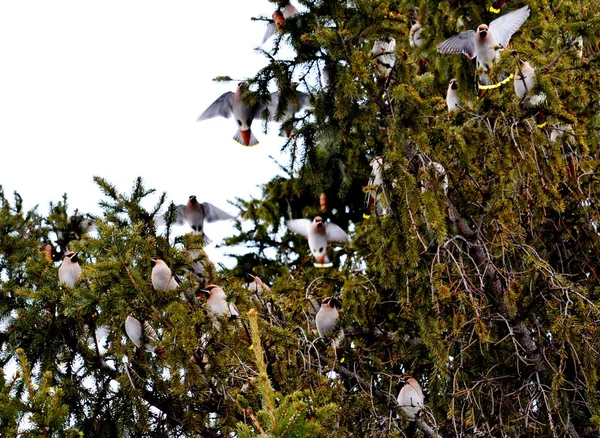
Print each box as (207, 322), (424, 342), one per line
(421, 161), (449, 195)
(175, 195), (235, 244)
(409, 22), (424, 48)
(125, 315), (159, 354)
(262, 1), (299, 44)
(315, 297), (340, 338)
(365, 156), (391, 217)
(58, 251), (82, 287)
(446, 78), (460, 112)
(371, 37), (396, 78)
(266, 83), (309, 137)
(151, 258), (180, 292)
(437, 6), (530, 80)
(245, 274), (271, 294)
(286, 216), (349, 268)
(201, 284), (239, 319)
(197, 81), (260, 147)
(514, 60), (546, 106)
(397, 376), (425, 418)
(184, 248), (209, 287)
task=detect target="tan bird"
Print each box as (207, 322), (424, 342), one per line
(201, 284), (240, 319)
(125, 315), (159, 354)
(150, 258), (180, 292)
(315, 297), (340, 338)
(397, 376), (424, 418)
(58, 251), (82, 287)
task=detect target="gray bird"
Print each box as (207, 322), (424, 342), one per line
(409, 22), (424, 48)
(446, 78), (460, 112)
(175, 195), (235, 244)
(286, 216), (349, 268)
(371, 37), (396, 78)
(437, 6), (530, 77)
(315, 297), (340, 338)
(125, 315), (159, 354)
(266, 83), (309, 137)
(397, 376), (425, 418)
(58, 251), (82, 287)
(197, 81), (260, 147)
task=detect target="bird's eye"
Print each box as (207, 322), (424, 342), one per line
(237, 120), (242, 126)
(319, 247), (324, 253)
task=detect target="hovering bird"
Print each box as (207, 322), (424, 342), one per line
(174, 195), (235, 244)
(286, 216), (349, 268)
(200, 284), (240, 319)
(446, 78), (460, 112)
(151, 258), (180, 292)
(58, 251), (82, 287)
(315, 297), (340, 338)
(262, 1), (299, 44)
(371, 37), (396, 78)
(267, 83), (309, 137)
(197, 81), (261, 147)
(397, 376), (425, 418)
(125, 315), (160, 354)
(514, 60), (546, 106)
(409, 22), (424, 48)
(437, 6), (530, 81)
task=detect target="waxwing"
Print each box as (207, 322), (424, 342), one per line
(446, 78), (460, 112)
(262, 1), (299, 44)
(371, 37), (396, 78)
(514, 60), (546, 106)
(197, 81), (260, 147)
(58, 251), (82, 287)
(175, 195), (235, 244)
(420, 160), (448, 195)
(409, 22), (424, 48)
(125, 315), (159, 354)
(266, 83), (309, 137)
(150, 258), (180, 292)
(245, 274), (271, 294)
(315, 297), (340, 338)
(397, 376), (425, 418)
(286, 216), (349, 268)
(365, 156), (391, 217)
(200, 284), (240, 319)
(437, 6), (530, 77)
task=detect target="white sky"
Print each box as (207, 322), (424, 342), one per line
(0, 1), (297, 266)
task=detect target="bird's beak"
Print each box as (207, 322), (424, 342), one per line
(240, 129), (251, 146)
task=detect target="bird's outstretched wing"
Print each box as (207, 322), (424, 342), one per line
(286, 218), (312, 238)
(174, 204), (188, 225)
(489, 5), (530, 48)
(325, 223), (349, 242)
(437, 30), (476, 58)
(197, 92), (234, 121)
(201, 203), (235, 223)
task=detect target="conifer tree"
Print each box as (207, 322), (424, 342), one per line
(2, 0), (600, 437)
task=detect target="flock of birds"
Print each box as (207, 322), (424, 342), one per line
(54, 0), (578, 419)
